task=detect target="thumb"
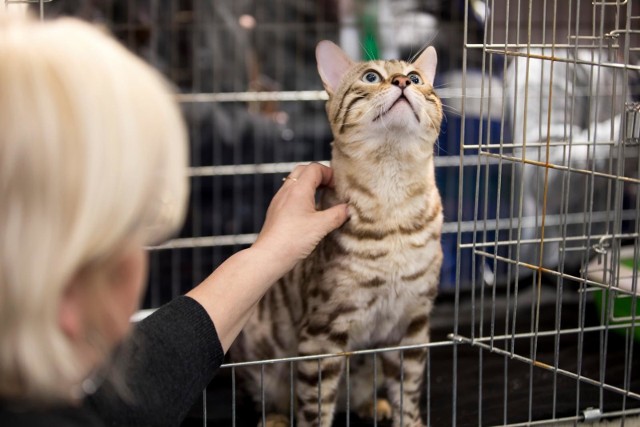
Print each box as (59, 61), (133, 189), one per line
(315, 203), (349, 235)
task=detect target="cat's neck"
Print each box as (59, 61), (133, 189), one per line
(330, 133), (438, 212)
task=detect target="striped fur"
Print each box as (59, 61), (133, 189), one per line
(230, 42), (443, 427)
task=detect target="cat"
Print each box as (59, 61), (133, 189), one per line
(229, 40), (443, 427)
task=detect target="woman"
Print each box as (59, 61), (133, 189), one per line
(0, 13), (348, 426)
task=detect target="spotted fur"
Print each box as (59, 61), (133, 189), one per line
(230, 41), (443, 427)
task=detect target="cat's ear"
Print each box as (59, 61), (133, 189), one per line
(412, 46), (437, 86)
(316, 40), (354, 95)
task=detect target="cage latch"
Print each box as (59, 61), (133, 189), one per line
(625, 102), (640, 146)
(582, 407), (602, 423)
(592, 235), (612, 266)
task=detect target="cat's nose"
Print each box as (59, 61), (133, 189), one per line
(391, 75), (411, 89)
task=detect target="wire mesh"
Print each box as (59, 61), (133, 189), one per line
(14, 0), (640, 425)
(455, 0), (640, 425)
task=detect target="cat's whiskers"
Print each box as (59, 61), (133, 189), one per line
(340, 102), (379, 127)
(376, 102), (394, 133)
(339, 91), (387, 126)
(342, 99), (376, 117)
(440, 103), (459, 116)
(421, 111), (448, 154)
(439, 111), (449, 128)
(371, 89), (406, 124)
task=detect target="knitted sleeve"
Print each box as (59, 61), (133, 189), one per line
(85, 296), (225, 426)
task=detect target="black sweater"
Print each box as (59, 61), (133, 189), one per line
(0, 296), (225, 426)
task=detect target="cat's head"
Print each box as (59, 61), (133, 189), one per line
(316, 40), (442, 145)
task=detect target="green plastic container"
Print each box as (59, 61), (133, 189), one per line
(589, 248), (640, 341)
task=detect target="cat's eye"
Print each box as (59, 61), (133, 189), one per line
(362, 71), (382, 83)
(408, 72), (423, 85)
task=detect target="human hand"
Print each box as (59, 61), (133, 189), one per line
(252, 163), (349, 272)
(188, 163), (347, 352)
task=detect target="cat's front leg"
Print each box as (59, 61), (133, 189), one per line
(296, 355), (345, 427)
(296, 321), (349, 427)
(380, 313), (432, 427)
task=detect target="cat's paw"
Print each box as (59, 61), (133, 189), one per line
(259, 413), (290, 427)
(356, 398), (393, 422)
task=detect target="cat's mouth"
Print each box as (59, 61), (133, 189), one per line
(373, 94), (420, 123)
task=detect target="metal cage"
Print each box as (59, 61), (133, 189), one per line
(8, 0), (640, 425)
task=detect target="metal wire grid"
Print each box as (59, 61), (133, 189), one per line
(453, 0), (640, 425)
(8, 0), (640, 425)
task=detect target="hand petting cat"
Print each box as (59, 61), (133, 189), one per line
(187, 162), (348, 352)
(253, 162), (350, 271)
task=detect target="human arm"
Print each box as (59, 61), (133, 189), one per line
(186, 162), (349, 352)
(86, 163), (347, 424)
(84, 296), (223, 426)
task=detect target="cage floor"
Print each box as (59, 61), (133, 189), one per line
(183, 278), (640, 426)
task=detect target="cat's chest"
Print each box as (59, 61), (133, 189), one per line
(346, 277), (434, 348)
(328, 212), (441, 270)
(312, 177), (442, 346)
(323, 234), (438, 326)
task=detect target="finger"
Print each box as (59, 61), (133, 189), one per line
(317, 163), (337, 188)
(296, 162), (335, 189)
(316, 203), (349, 232)
(288, 164), (307, 180)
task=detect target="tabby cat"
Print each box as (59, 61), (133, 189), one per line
(230, 40), (443, 427)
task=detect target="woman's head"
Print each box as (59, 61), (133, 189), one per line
(0, 14), (188, 404)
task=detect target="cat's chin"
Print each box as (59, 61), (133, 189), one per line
(373, 97), (419, 123)
(371, 115), (422, 133)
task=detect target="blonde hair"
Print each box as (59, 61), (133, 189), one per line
(0, 14), (188, 404)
